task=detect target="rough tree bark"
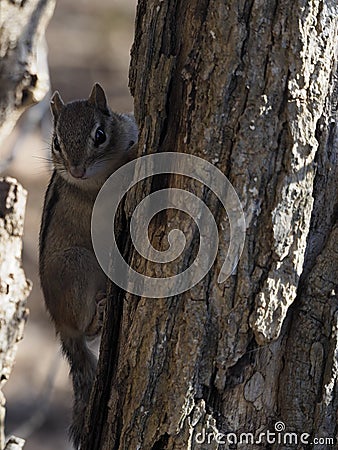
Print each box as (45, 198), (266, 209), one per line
(0, 1), (54, 448)
(0, 178), (31, 450)
(84, 1), (337, 449)
(0, 0), (55, 147)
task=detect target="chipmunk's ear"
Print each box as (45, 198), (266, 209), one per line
(88, 83), (109, 114)
(50, 91), (64, 121)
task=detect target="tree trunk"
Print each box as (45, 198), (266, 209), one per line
(0, 1), (54, 447)
(0, 0), (55, 147)
(0, 178), (31, 450)
(84, 1), (337, 449)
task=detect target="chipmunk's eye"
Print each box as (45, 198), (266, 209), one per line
(94, 127), (106, 146)
(53, 135), (61, 152)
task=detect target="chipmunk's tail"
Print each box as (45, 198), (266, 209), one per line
(61, 335), (97, 449)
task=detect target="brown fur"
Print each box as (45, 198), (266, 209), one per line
(39, 83), (138, 449)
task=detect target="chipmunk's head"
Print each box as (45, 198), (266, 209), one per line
(50, 83), (137, 188)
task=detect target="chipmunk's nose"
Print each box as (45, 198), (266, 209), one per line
(70, 165), (85, 179)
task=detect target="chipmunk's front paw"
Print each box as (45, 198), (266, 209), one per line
(95, 291), (107, 328)
(85, 291), (107, 337)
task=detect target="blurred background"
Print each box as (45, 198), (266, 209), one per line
(1, 0), (137, 448)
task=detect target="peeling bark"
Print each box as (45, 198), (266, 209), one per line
(0, 178), (31, 449)
(0, 0), (55, 146)
(84, 1), (337, 449)
(0, 1), (54, 447)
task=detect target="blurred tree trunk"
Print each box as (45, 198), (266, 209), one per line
(0, 178), (31, 450)
(84, 1), (337, 449)
(0, 0), (55, 147)
(0, 1), (54, 448)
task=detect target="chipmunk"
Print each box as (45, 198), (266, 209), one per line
(39, 83), (138, 448)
